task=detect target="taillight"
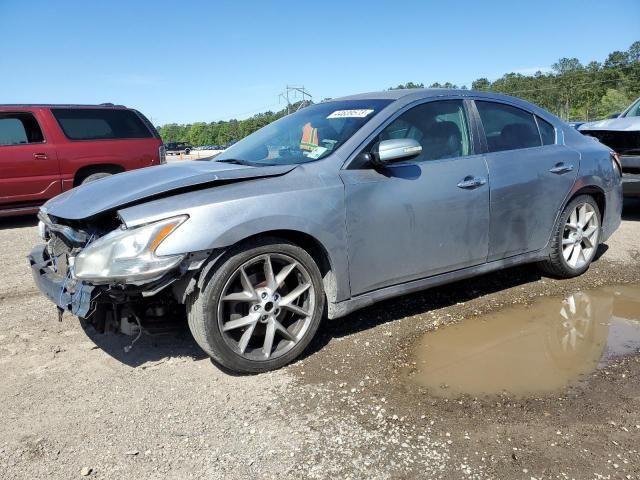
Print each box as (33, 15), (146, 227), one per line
(159, 145), (167, 164)
(610, 151), (621, 176)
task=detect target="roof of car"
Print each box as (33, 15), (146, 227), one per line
(334, 88), (517, 103)
(0, 103), (127, 109)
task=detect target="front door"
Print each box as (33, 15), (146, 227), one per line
(0, 111), (60, 208)
(340, 100), (490, 296)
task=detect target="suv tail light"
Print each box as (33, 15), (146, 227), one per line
(610, 151), (621, 176)
(159, 145), (167, 164)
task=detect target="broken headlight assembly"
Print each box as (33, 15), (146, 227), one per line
(73, 216), (188, 284)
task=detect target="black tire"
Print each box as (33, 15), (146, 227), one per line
(81, 172), (112, 184)
(184, 148), (191, 155)
(186, 237), (325, 373)
(538, 194), (601, 278)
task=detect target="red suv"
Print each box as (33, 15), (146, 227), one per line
(0, 104), (165, 217)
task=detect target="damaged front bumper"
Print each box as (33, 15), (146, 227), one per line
(621, 155), (640, 197)
(28, 244), (96, 318)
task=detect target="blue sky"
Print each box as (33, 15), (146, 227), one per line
(1, 0), (638, 125)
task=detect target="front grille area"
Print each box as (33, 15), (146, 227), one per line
(584, 130), (640, 156)
(46, 233), (74, 278)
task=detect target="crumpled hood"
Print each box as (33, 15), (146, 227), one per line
(43, 161), (296, 220)
(579, 116), (640, 132)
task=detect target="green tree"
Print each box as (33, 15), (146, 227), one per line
(596, 88), (631, 117)
(472, 78), (490, 90)
(604, 51), (630, 68)
(389, 82), (424, 90)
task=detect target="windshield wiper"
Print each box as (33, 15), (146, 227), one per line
(216, 158), (264, 167)
(216, 158), (250, 165)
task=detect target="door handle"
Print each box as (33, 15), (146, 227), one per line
(33, 153), (49, 160)
(549, 163), (573, 174)
(457, 176), (487, 189)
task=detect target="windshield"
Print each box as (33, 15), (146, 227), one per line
(621, 97), (640, 118)
(215, 99), (392, 165)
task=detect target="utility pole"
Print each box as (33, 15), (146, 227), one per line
(279, 85), (312, 115)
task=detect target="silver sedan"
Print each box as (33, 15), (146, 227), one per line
(30, 89), (622, 373)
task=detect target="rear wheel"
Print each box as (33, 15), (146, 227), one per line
(539, 195), (601, 278)
(81, 172), (112, 184)
(187, 237), (325, 373)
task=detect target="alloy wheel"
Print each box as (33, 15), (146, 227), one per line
(216, 253), (315, 361)
(562, 202), (599, 270)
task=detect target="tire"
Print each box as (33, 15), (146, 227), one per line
(538, 194), (601, 278)
(81, 172), (112, 184)
(184, 148), (191, 155)
(186, 237), (325, 373)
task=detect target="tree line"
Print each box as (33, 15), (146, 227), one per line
(158, 41), (639, 145)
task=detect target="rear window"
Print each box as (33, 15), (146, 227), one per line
(476, 101), (542, 152)
(51, 108), (152, 140)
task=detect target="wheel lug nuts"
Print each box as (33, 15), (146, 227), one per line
(261, 292), (267, 299)
(253, 305), (260, 311)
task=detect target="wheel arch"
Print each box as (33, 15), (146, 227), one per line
(240, 230), (337, 302)
(187, 228), (340, 307)
(73, 163), (125, 186)
(566, 184), (606, 223)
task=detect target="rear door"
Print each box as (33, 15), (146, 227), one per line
(0, 111), (60, 208)
(472, 100), (578, 260)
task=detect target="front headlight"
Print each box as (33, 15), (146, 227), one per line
(74, 216), (188, 283)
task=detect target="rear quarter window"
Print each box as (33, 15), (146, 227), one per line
(536, 116), (556, 145)
(51, 108), (153, 140)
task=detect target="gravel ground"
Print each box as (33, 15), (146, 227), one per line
(1, 199), (639, 480)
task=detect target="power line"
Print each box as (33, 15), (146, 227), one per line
(279, 85), (313, 114)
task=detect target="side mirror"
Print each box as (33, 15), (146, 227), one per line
(609, 112), (621, 119)
(371, 139), (422, 166)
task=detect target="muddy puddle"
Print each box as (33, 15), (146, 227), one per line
(407, 285), (640, 398)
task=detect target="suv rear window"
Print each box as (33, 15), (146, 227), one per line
(51, 108), (152, 140)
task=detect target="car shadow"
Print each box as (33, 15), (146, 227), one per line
(302, 244), (609, 361)
(303, 264), (544, 360)
(80, 320), (208, 368)
(0, 215), (38, 230)
(77, 244), (612, 373)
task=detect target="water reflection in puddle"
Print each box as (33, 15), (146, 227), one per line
(408, 285), (640, 398)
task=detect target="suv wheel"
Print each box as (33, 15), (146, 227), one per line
(539, 195), (601, 278)
(81, 172), (112, 184)
(187, 237), (325, 373)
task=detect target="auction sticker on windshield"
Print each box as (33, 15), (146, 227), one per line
(306, 146), (328, 159)
(327, 109), (374, 119)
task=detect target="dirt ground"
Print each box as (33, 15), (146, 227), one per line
(1, 200), (639, 480)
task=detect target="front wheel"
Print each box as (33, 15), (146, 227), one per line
(187, 238), (325, 373)
(539, 195), (601, 278)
